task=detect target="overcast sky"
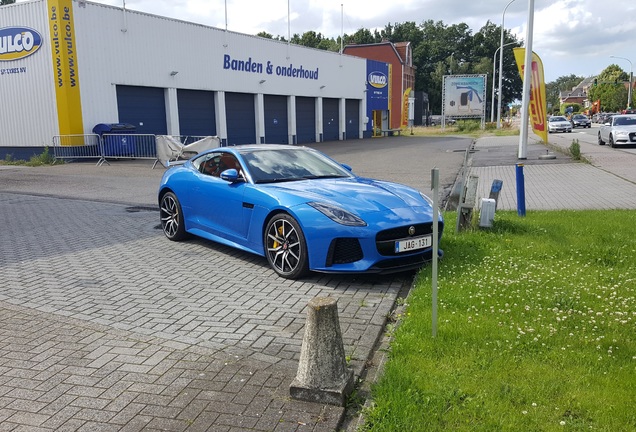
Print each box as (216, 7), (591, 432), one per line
(42, 0), (636, 83)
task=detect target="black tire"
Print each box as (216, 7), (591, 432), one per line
(609, 135), (614, 148)
(160, 191), (188, 241)
(598, 133), (605, 145)
(264, 214), (309, 279)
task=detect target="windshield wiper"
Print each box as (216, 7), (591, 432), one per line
(255, 177), (303, 184)
(301, 174), (348, 179)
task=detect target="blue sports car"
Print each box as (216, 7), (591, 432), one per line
(158, 145), (443, 279)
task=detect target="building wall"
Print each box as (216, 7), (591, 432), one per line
(0, 1), (58, 148)
(343, 44), (407, 130)
(0, 0), (367, 149)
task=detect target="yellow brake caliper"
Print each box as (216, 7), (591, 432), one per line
(273, 225), (284, 248)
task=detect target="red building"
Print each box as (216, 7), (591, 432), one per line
(344, 41), (416, 131)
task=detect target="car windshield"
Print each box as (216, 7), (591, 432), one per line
(240, 148), (352, 184)
(574, 115), (585, 119)
(614, 117), (636, 126)
(550, 116), (567, 122)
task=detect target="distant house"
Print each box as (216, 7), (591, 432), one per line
(559, 76), (595, 110)
(559, 77), (594, 108)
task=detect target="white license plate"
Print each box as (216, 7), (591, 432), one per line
(395, 235), (432, 253)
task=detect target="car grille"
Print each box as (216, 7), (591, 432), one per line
(325, 238), (363, 266)
(376, 222), (441, 256)
(371, 251), (434, 271)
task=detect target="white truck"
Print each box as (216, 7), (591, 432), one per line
(598, 114), (636, 147)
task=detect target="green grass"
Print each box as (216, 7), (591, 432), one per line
(360, 210), (636, 431)
(406, 123), (519, 139)
(1, 147), (57, 166)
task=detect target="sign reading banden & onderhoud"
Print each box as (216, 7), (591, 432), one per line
(0, 27), (43, 61)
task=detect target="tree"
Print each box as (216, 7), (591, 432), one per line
(588, 65), (629, 112)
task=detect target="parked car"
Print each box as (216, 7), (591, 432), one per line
(598, 114), (636, 147)
(429, 115), (456, 126)
(571, 114), (591, 128)
(548, 116), (572, 133)
(158, 145), (443, 279)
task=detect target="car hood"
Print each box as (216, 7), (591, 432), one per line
(263, 177), (430, 215)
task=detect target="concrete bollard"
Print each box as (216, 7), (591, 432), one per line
(290, 297), (354, 406)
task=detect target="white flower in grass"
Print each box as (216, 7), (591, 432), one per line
(560, 421), (566, 426)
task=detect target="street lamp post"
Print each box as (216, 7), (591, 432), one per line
(491, 42), (516, 123)
(497, 0), (519, 128)
(610, 55), (633, 110)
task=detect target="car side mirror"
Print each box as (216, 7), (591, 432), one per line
(220, 168), (243, 183)
(341, 163), (353, 172)
(604, 122), (611, 126)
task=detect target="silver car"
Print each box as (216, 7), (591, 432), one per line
(548, 116), (572, 133)
(598, 114), (636, 147)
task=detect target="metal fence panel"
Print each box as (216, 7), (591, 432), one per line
(53, 134), (104, 165)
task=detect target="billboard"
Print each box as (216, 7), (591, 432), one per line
(442, 75), (486, 117)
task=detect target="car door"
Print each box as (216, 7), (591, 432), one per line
(190, 152), (248, 241)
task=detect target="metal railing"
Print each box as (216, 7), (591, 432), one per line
(53, 134), (214, 167)
(53, 134), (104, 165)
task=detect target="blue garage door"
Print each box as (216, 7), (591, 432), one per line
(226, 92), (256, 145)
(345, 99), (360, 140)
(296, 97), (315, 144)
(322, 98), (339, 142)
(178, 89), (216, 137)
(116, 85), (167, 135)
(264, 95), (288, 144)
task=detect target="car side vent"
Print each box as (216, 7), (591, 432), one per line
(325, 238), (363, 266)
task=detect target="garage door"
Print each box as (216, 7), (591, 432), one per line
(345, 99), (360, 140)
(116, 85), (167, 135)
(295, 97), (315, 144)
(177, 89), (216, 137)
(225, 92), (256, 145)
(322, 98), (339, 142)
(264, 95), (288, 144)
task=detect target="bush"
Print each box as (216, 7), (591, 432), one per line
(456, 120), (480, 132)
(569, 138), (581, 160)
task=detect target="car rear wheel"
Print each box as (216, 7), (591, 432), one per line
(598, 133), (605, 145)
(160, 192), (187, 241)
(265, 214), (309, 279)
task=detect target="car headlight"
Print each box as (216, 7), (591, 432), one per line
(308, 202), (367, 226)
(615, 131), (629, 138)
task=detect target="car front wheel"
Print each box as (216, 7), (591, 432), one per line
(265, 214), (309, 279)
(160, 192), (187, 241)
(609, 135), (615, 148)
(598, 133), (605, 145)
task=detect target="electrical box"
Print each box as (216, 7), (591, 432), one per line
(479, 198), (496, 228)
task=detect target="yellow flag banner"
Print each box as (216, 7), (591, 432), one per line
(513, 48), (548, 143)
(401, 87), (411, 128)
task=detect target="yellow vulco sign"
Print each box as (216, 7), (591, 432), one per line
(47, 0), (83, 138)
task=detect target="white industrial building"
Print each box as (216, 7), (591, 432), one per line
(0, 0), (388, 159)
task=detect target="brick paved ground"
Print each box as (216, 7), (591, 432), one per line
(468, 134), (636, 211)
(0, 192), (409, 431)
